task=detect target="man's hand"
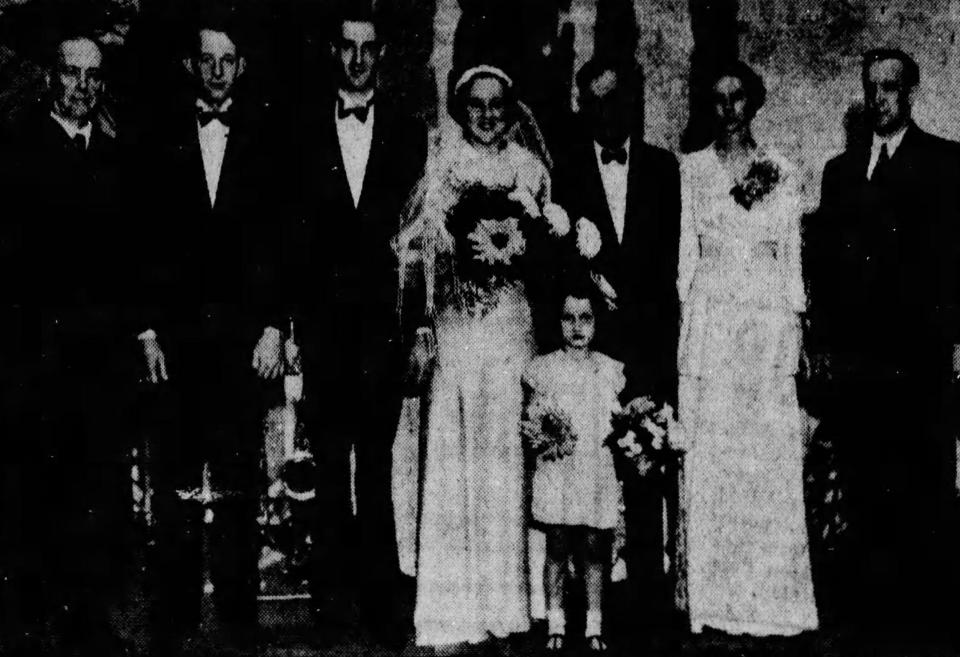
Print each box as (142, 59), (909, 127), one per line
(624, 395), (656, 416)
(252, 327), (283, 380)
(140, 335), (168, 384)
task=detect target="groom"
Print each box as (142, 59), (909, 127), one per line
(282, 6), (426, 646)
(553, 56), (681, 635)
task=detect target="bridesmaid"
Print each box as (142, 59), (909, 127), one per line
(676, 61), (819, 636)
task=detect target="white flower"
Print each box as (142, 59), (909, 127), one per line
(576, 218), (602, 259)
(542, 202), (571, 236)
(507, 186), (541, 219)
(591, 271), (618, 311)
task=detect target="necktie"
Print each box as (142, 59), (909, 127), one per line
(73, 133), (87, 152)
(871, 143), (890, 182)
(600, 145), (627, 165)
(197, 109), (231, 127)
(337, 97), (373, 123)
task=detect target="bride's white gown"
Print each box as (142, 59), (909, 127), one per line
(396, 139), (551, 646)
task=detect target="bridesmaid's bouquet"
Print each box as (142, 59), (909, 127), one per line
(521, 397), (577, 461)
(606, 401), (684, 476)
(731, 158), (782, 210)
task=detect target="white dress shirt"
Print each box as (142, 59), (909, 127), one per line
(866, 125), (908, 180)
(594, 138), (631, 244)
(335, 89), (375, 208)
(50, 111), (93, 148)
(197, 98), (232, 207)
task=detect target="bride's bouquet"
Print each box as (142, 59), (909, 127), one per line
(521, 396), (578, 461)
(606, 400), (685, 476)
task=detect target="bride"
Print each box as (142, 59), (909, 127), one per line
(393, 63), (570, 647)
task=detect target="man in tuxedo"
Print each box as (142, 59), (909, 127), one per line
(132, 12), (282, 654)
(14, 32), (132, 656)
(283, 8), (426, 646)
(553, 57), (681, 636)
(809, 48), (960, 638)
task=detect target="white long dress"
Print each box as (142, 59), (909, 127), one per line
(677, 146), (819, 636)
(396, 138), (552, 646)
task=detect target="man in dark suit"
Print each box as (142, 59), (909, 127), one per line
(552, 57), (681, 636)
(132, 12), (282, 655)
(282, 7), (426, 646)
(809, 48), (960, 638)
(14, 31), (132, 657)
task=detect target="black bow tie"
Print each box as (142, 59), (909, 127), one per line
(337, 97), (373, 123)
(197, 109), (231, 127)
(600, 145), (627, 165)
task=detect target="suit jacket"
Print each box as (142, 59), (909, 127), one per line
(133, 95), (282, 349)
(8, 109), (134, 378)
(283, 94), (427, 383)
(553, 125), (681, 402)
(809, 123), (960, 382)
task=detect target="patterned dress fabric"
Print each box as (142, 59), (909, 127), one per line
(523, 350), (625, 530)
(677, 146), (819, 636)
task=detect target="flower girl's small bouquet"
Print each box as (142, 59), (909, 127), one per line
(521, 396), (578, 461)
(606, 400), (685, 476)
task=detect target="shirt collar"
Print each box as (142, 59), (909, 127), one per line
(871, 124), (909, 158)
(337, 88), (375, 110)
(593, 137), (631, 161)
(196, 97), (233, 112)
(50, 111), (93, 142)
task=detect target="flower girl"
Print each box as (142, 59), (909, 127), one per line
(521, 281), (625, 652)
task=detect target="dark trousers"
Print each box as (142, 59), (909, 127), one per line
(303, 338), (404, 634)
(830, 373), (956, 635)
(139, 318), (265, 646)
(39, 315), (136, 653)
(621, 473), (670, 631)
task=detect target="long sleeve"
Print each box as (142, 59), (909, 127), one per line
(676, 158), (699, 304)
(780, 170), (807, 313)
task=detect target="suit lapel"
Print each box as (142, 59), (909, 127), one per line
(356, 105), (389, 214)
(579, 138), (619, 254)
(621, 141), (646, 249)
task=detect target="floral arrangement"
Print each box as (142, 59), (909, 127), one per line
(731, 159), (782, 210)
(606, 400), (684, 476)
(521, 397), (578, 461)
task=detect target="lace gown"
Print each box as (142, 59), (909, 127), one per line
(407, 140), (551, 646)
(677, 147), (818, 636)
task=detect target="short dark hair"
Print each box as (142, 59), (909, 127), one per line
(709, 60), (766, 117)
(447, 68), (519, 129)
(190, 4), (245, 57)
(333, 2), (380, 40)
(576, 56), (635, 101)
(862, 48), (920, 88)
(557, 270), (606, 324)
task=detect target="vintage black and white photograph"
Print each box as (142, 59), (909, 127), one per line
(1, 0), (959, 655)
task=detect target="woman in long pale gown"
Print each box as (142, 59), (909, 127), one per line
(677, 62), (819, 636)
(393, 64), (568, 647)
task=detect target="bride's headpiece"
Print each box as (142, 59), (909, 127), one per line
(453, 65), (514, 95)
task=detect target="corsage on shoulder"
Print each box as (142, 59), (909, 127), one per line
(731, 158), (782, 210)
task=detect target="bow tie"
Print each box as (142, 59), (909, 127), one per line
(197, 109), (231, 127)
(600, 145), (627, 165)
(337, 97), (373, 123)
